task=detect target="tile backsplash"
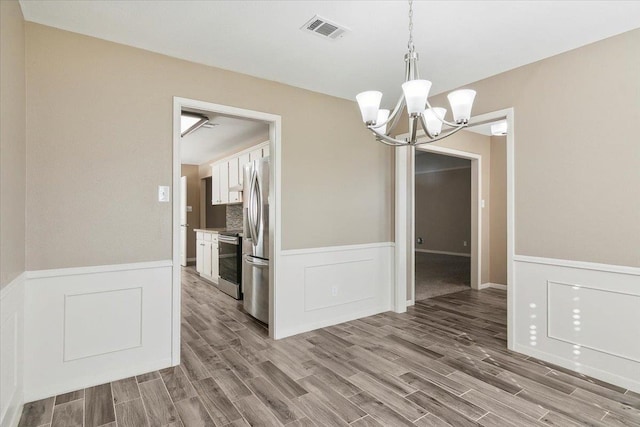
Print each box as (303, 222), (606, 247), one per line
(226, 204), (243, 230)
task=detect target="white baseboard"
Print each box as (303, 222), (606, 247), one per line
(24, 261), (174, 402)
(479, 282), (507, 290)
(276, 243), (394, 339)
(1, 273), (25, 427)
(514, 256), (640, 393)
(415, 249), (471, 258)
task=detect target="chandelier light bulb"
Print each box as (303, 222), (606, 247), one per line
(375, 109), (391, 135)
(402, 80), (432, 115)
(447, 89), (476, 124)
(423, 107), (447, 136)
(356, 91), (383, 124)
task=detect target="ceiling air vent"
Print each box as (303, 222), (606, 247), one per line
(301, 15), (349, 40)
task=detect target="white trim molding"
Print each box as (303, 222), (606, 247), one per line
(23, 261), (173, 402)
(514, 255), (640, 276)
(1, 273), (25, 427)
(513, 256), (640, 392)
(415, 249), (471, 258)
(479, 282), (507, 290)
(276, 242), (394, 339)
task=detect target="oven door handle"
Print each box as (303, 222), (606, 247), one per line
(218, 235), (239, 245)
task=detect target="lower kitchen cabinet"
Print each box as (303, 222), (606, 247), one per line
(195, 231), (219, 283)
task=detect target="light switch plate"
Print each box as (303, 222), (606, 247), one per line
(158, 186), (170, 202)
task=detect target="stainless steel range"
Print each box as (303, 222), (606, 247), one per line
(217, 230), (242, 299)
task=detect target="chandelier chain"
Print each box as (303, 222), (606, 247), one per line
(408, 0), (414, 51)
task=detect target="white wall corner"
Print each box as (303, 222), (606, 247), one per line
(1, 273), (25, 427)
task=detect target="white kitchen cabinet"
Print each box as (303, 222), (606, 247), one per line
(195, 231), (219, 284)
(211, 238), (219, 279)
(203, 241), (213, 277)
(211, 162), (230, 205)
(211, 142), (267, 205)
(196, 236), (204, 274)
(211, 163), (221, 205)
(238, 153), (250, 187)
(228, 157), (242, 203)
(249, 148), (262, 163)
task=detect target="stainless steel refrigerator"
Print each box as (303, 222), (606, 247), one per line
(242, 157), (269, 324)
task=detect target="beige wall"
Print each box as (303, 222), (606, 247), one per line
(430, 29), (640, 267)
(181, 165), (200, 261)
(0, 0), (26, 288)
(490, 136), (507, 285)
(415, 168), (471, 254)
(25, 23), (393, 270)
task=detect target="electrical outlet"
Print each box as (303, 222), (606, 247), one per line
(463, 241), (468, 247)
(331, 286), (338, 297)
(417, 237), (423, 245)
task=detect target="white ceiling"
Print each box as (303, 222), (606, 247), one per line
(180, 112), (269, 165)
(19, 1), (640, 109)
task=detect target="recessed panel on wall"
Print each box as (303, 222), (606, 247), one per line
(547, 281), (640, 362)
(64, 287), (143, 361)
(304, 259), (375, 312)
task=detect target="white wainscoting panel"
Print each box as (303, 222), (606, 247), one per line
(276, 243), (394, 339)
(24, 261), (173, 402)
(64, 287), (143, 361)
(0, 273), (25, 427)
(513, 256), (640, 392)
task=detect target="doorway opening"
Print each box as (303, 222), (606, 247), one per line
(414, 151), (473, 300)
(172, 97), (282, 363)
(394, 108), (515, 347)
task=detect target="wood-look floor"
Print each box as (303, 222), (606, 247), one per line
(19, 267), (640, 427)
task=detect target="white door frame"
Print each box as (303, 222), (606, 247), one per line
(394, 108), (515, 350)
(172, 97), (282, 364)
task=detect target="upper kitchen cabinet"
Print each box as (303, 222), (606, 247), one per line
(211, 141), (269, 206)
(211, 162), (229, 205)
(228, 157), (241, 203)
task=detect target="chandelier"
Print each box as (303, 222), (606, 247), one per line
(356, 0), (476, 147)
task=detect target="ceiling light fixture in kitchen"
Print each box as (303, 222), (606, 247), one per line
(181, 112), (208, 137)
(355, 0), (477, 147)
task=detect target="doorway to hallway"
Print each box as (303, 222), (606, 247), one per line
(414, 151), (472, 300)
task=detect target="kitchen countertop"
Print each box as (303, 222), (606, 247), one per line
(194, 228), (243, 237)
(193, 228), (226, 233)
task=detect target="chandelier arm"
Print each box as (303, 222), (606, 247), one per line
(413, 125), (466, 146)
(368, 126), (409, 146)
(371, 94), (405, 133)
(385, 96), (407, 135)
(425, 99), (462, 128)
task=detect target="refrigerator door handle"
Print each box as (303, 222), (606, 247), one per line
(244, 254), (269, 267)
(249, 170), (260, 243)
(247, 168), (257, 242)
